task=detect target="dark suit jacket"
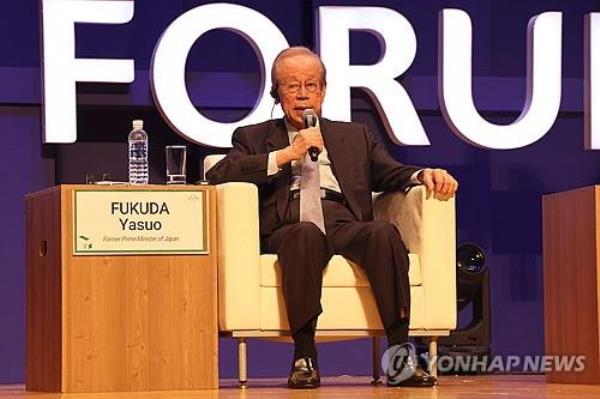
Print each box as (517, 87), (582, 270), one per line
(206, 118), (421, 237)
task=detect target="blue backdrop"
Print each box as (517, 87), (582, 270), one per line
(1, 0), (599, 382)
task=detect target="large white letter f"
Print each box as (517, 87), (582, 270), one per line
(41, 0), (135, 143)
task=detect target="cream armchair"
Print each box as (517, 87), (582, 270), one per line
(204, 155), (456, 387)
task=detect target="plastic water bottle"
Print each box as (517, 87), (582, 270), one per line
(128, 119), (149, 185)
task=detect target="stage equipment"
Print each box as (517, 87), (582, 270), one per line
(436, 243), (492, 375)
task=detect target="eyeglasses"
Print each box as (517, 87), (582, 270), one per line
(279, 80), (321, 94)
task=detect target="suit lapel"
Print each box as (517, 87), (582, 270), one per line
(266, 119), (289, 152)
(320, 119), (360, 219)
(266, 119), (291, 222)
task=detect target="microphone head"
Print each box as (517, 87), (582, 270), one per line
(302, 108), (317, 128)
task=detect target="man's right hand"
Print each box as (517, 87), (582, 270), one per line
(276, 127), (324, 166)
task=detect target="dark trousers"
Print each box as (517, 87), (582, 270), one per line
(261, 198), (411, 335)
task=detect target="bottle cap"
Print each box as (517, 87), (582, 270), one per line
(132, 119), (144, 130)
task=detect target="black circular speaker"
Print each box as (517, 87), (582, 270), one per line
(456, 243), (487, 311)
(457, 243), (486, 274)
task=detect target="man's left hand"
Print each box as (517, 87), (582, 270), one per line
(417, 168), (458, 200)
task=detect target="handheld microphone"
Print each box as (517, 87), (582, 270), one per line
(302, 108), (320, 162)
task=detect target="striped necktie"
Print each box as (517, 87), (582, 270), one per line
(299, 153), (326, 234)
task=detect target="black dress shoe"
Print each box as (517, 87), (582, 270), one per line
(386, 356), (437, 387)
(287, 357), (320, 389)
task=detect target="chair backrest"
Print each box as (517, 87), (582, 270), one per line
(203, 154), (226, 179)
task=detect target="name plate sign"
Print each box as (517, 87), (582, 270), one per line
(73, 189), (208, 255)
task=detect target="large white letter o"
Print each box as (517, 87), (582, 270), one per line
(151, 4), (289, 147)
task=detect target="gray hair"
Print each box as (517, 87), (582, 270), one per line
(270, 47), (327, 100)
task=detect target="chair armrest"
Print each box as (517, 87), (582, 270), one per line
(215, 182), (261, 331)
(373, 186), (457, 330)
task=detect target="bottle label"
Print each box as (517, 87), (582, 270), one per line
(130, 141), (147, 159)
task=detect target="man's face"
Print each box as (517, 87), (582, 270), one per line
(275, 54), (326, 130)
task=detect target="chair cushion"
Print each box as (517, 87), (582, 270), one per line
(260, 253), (422, 288)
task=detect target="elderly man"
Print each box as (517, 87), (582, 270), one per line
(206, 46), (458, 389)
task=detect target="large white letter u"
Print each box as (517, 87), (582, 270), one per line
(439, 9), (562, 150)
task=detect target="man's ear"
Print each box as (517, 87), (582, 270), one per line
(318, 84), (326, 106)
(270, 85), (280, 104)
